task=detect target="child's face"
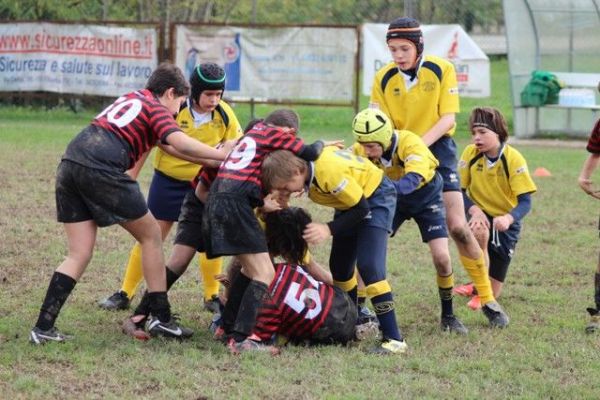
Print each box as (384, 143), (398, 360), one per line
(387, 38), (418, 70)
(195, 90), (223, 113)
(360, 142), (384, 159)
(471, 126), (500, 154)
(274, 170), (305, 197)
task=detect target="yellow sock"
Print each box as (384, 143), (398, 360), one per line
(459, 253), (495, 304)
(199, 253), (222, 300)
(436, 273), (454, 290)
(357, 288), (367, 299)
(120, 243), (144, 299)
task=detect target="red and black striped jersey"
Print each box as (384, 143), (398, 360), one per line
(92, 89), (181, 168)
(213, 122), (304, 197)
(586, 119), (600, 154)
(191, 166), (218, 190)
(253, 263), (335, 342)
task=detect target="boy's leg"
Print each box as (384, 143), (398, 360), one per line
(31, 221), (96, 344)
(329, 234), (359, 303)
(444, 191), (508, 328)
(587, 255), (600, 333)
(229, 252), (275, 342)
(427, 237), (468, 334)
(199, 253), (223, 311)
(356, 226), (404, 344)
(99, 220), (174, 310)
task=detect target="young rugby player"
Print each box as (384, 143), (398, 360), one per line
(370, 17), (509, 327)
(217, 207), (368, 354)
(261, 147), (407, 355)
(201, 109), (326, 354)
(578, 117), (600, 333)
(30, 63), (230, 344)
(349, 108), (467, 334)
(98, 63), (241, 314)
(455, 107), (536, 313)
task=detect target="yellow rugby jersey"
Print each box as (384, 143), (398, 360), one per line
(459, 144), (537, 217)
(350, 130), (438, 187)
(370, 55), (460, 137)
(308, 146), (383, 210)
(152, 100), (242, 181)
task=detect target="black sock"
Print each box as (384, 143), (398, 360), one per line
(166, 266), (181, 290)
(233, 280), (268, 341)
(357, 295), (366, 307)
(222, 272), (251, 333)
(594, 273), (600, 310)
(134, 267), (181, 316)
(35, 271), (76, 331)
(147, 291), (171, 322)
(347, 286), (358, 305)
(439, 287), (454, 317)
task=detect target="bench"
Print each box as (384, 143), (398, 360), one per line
(516, 72), (600, 138)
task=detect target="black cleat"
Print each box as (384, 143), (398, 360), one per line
(586, 308), (600, 334)
(98, 291), (130, 310)
(147, 315), (194, 339)
(30, 326), (71, 345)
(203, 295), (222, 314)
(482, 301), (509, 328)
(440, 315), (469, 335)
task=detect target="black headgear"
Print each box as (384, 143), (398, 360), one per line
(189, 63), (226, 103)
(386, 17), (424, 57)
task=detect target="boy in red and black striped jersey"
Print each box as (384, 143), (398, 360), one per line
(251, 207), (357, 347)
(201, 109), (326, 352)
(29, 63), (230, 345)
(578, 118), (600, 333)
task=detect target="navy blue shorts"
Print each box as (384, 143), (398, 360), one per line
(477, 214), (522, 283)
(429, 136), (461, 192)
(147, 169), (193, 221)
(392, 172), (448, 242)
(56, 160), (147, 227)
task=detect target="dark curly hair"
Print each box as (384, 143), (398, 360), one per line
(264, 207), (312, 265)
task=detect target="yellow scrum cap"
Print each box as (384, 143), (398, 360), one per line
(352, 108), (393, 149)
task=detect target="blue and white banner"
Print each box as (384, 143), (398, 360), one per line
(174, 24), (357, 103)
(0, 22), (157, 96)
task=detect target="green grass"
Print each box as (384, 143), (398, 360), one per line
(1, 58), (599, 399)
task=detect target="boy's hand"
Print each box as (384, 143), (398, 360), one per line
(579, 177), (600, 199)
(261, 193), (283, 213)
(493, 214), (514, 232)
(323, 140), (345, 149)
(302, 222), (331, 245)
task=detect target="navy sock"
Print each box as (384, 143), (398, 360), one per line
(371, 292), (403, 341)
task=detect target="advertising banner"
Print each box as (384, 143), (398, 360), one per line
(362, 23), (490, 98)
(174, 25), (357, 103)
(0, 22), (157, 96)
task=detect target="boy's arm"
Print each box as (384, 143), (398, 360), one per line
(579, 153), (600, 199)
(296, 140), (324, 161)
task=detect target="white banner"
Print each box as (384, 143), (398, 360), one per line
(362, 23), (490, 98)
(174, 25), (357, 103)
(0, 22), (157, 96)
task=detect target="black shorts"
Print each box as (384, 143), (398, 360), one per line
(310, 287), (357, 345)
(174, 191), (206, 251)
(201, 192), (268, 258)
(55, 160), (147, 227)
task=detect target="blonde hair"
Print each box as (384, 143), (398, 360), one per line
(261, 150), (307, 192)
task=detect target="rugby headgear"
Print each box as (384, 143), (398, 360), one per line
(189, 63), (226, 103)
(386, 17), (424, 58)
(352, 108), (393, 149)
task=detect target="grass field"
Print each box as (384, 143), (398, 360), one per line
(1, 58), (600, 399)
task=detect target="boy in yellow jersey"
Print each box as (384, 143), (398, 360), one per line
(349, 108), (467, 333)
(458, 108), (536, 313)
(578, 117), (600, 333)
(98, 63), (242, 312)
(262, 147), (407, 354)
(371, 17), (508, 326)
